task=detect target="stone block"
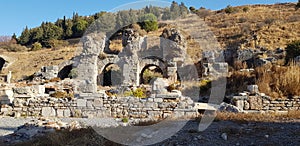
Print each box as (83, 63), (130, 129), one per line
(86, 100), (94, 109)
(248, 96), (262, 110)
(247, 85), (259, 93)
(77, 99), (87, 108)
(57, 109), (64, 117)
(93, 98), (103, 107)
(153, 98), (163, 103)
(41, 107), (56, 117)
(235, 100), (244, 111)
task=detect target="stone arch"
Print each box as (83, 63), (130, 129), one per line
(58, 65), (73, 80)
(140, 64), (164, 84)
(97, 63), (122, 86)
(139, 56), (167, 84)
(0, 57), (5, 72)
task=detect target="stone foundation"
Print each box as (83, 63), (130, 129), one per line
(0, 95), (198, 119)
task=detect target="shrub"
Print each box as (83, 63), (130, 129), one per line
(138, 13), (158, 32)
(122, 117), (129, 123)
(133, 88), (146, 98)
(68, 68), (78, 78)
(142, 69), (163, 84)
(50, 91), (68, 98)
(167, 81), (181, 91)
(48, 39), (69, 50)
(296, 0), (300, 9)
(224, 5), (237, 14)
(0, 43), (28, 52)
(242, 7), (250, 12)
(31, 42), (42, 51)
(285, 40), (300, 64)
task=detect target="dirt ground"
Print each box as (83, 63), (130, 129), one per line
(1, 118), (299, 146)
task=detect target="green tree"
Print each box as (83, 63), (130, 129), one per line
(170, 1), (180, 19)
(162, 8), (172, 20)
(72, 19), (88, 37)
(224, 5), (236, 14)
(18, 26), (30, 45)
(41, 22), (63, 47)
(179, 2), (189, 17)
(189, 6), (197, 13)
(139, 13), (158, 32)
(296, 0), (300, 9)
(30, 27), (43, 44)
(285, 40), (300, 64)
(31, 42), (42, 51)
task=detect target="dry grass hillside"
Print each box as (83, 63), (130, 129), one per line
(0, 47), (76, 81)
(206, 3), (300, 50)
(0, 3), (299, 81)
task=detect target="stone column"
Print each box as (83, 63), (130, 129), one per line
(7, 71), (11, 84)
(75, 33), (106, 94)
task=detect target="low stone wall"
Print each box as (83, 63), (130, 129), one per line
(233, 95), (300, 111)
(0, 94), (198, 120)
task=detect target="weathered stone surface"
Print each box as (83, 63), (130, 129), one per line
(150, 78), (169, 94)
(41, 107), (56, 117)
(248, 96), (262, 110)
(247, 85), (259, 94)
(77, 99), (87, 108)
(219, 102), (241, 113)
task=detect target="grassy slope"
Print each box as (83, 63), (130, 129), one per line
(0, 3), (299, 81)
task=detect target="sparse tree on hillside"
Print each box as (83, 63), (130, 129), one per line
(72, 19), (88, 38)
(18, 26), (30, 45)
(139, 13), (158, 32)
(196, 8), (211, 21)
(296, 0), (300, 9)
(42, 22), (63, 47)
(179, 2), (189, 17)
(170, 1), (180, 19)
(285, 40), (300, 64)
(189, 6), (196, 13)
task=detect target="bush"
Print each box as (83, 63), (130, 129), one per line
(133, 88), (146, 98)
(138, 13), (158, 32)
(31, 42), (42, 51)
(142, 69), (163, 84)
(224, 5), (237, 14)
(68, 68), (78, 78)
(0, 43), (28, 52)
(122, 117), (129, 123)
(242, 7), (250, 12)
(48, 39), (69, 50)
(285, 40), (300, 64)
(296, 0), (300, 9)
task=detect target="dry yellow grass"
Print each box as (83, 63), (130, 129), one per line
(206, 3), (300, 50)
(215, 110), (300, 122)
(1, 47), (76, 81)
(256, 62), (300, 98)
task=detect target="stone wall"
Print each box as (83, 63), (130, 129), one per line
(1, 94), (198, 119)
(233, 95), (300, 112)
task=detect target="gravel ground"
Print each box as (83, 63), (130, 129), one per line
(0, 116), (120, 137)
(0, 117), (34, 136)
(0, 117), (299, 146)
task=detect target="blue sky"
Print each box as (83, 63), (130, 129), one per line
(0, 0), (297, 36)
